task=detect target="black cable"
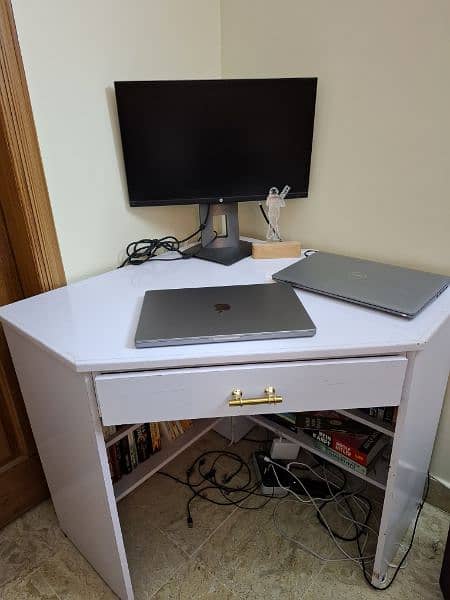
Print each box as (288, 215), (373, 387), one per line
(356, 472), (430, 591)
(118, 204), (212, 267)
(156, 449), (279, 527)
(156, 440), (425, 592)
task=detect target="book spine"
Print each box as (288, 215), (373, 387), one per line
(110, 443), (122, 482)
(265, 413), (298, 432)
(128, 431), (138, 469)
(295, 412), (368, 433)
(119, 436), (133, 474)
(102, 425), (117, 441)
(106, 447), (115, 482)
(134, 425), (151, 462)
(331, 434), (367, 466)
(393, 407), (399, 425)
(383, 407), (394, 423)
(166, 421), (176, 440)
(149, 422), (161, 453)
(310, 437), (367, 475)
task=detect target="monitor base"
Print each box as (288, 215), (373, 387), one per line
(184, 240), (252, 266)
(184, 203), (252, 265)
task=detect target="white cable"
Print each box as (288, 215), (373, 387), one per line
(272, 459), (377, 562)
(321, 468), (380, 543)
(266, 458), (376, 565)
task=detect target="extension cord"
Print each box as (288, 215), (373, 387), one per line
(254, 452), (330, 497)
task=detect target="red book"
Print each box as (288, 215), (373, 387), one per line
(312, 429), (388, 467)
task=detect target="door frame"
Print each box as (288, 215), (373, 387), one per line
(0, 0), (65, 295)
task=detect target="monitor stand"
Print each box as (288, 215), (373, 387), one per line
(184, 202), (252, 266)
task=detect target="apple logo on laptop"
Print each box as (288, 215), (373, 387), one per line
(214, 303), (231, 314)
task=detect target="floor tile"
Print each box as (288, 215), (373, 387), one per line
(152, 559), (239, 599)
(118, 469), (238, 557)
(37, 540), (117, 600)
(119, 506), (189, 599)
(196, 499), (326, 599)
(303, 501), (448, 600)
(0, 568), (58, 600)
(0, 501), (66, 588)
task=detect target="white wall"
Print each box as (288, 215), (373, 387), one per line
(12, 0), (221, 282)
(220, 0), (450, 483)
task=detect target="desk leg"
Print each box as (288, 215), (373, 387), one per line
(4, 327), (134, 600)
(373, 318), (450, 586)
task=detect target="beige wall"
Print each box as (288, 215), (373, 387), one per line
(12, 0), (221, 282)
(220, 0), (450, 483)
(12, 0), (450, 482)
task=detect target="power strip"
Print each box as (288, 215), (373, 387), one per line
(252, 451), (330, 498)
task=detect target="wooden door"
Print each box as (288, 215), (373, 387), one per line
(0, 0), (66, 528)
(0, 206), (48, 527)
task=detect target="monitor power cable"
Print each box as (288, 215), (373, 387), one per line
(118, 204), (215, 267)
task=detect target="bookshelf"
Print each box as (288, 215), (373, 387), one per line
(111, 418), (220, 502)
(336, 409), (395, 438)
(249, 415), (390, 490)
(105, 423), (143, 448)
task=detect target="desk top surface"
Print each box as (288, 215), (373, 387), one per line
(1, 253), (449, 372)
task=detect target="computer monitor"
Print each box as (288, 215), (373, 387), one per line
(115, 78), (317, 265)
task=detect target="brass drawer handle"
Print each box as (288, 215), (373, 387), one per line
(229, 386), (283, 407)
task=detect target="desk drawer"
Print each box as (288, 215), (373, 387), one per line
(95, 356), (407, 426)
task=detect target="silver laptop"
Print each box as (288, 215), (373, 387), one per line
(135, 283), (316, 348)
(273, 252), (448, 319)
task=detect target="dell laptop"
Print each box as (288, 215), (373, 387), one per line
(273, 252), (448, 318)
(135, 283), (316, 348)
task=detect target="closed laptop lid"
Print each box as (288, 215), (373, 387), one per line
(135, 283), (316, 348)
(273, 252), (449, 318)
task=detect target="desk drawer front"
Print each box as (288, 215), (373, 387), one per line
(95, 356), (407, 426)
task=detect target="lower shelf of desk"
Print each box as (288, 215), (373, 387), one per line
(249, 415), (390, 490)
(113, 418), (220, 501)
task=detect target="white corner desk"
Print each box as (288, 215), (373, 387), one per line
(0, 253), (449, 599)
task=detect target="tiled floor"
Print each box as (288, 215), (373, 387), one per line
(0, 429), (448, 599)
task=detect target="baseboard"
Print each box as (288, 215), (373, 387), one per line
(428, 474), (450, 513)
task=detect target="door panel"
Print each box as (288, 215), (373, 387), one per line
(0, 204), (48, 528)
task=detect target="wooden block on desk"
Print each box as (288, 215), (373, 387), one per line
(252, 241), (301, 259)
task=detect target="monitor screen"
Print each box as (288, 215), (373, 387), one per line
(114, 78), (317, 207)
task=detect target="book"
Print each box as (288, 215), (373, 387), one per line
(134, 424), (151, 462)
(102, 425), (117, 441)
(174, 420), (184, 436)
(108, 443), (122, 482)
(128, 431), (138, 469)
(180, 419), (192, 432)
(265, 413), (298, 432)
(295, 411), (370, 433)
(310, 428), (389, 468)
(165, 421), (176, 441)
(106, 447), (115, 481)
(119, 436), (133, 474)
(309, 436), (370, 475)
(149, 422), (161, 453)
(383, 407), (394, 423)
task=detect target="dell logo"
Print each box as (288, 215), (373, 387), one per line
(350, 271), (368, 280)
